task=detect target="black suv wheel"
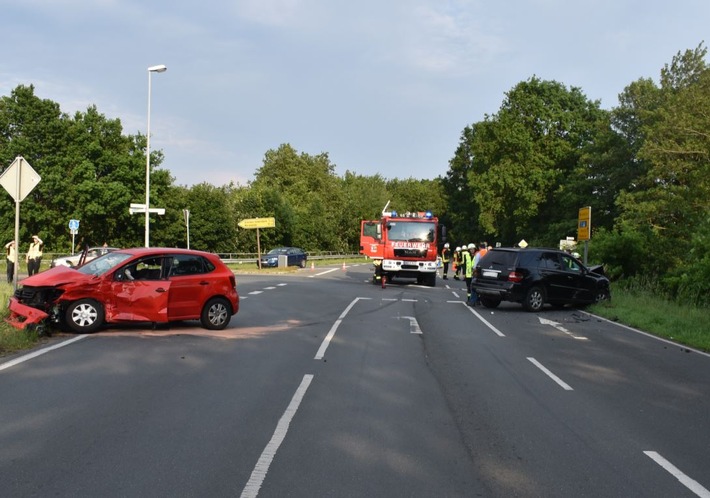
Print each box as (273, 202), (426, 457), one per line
(523, 286), (545, 312)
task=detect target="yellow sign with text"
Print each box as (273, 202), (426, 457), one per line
(577, 207), (591, 241)
(238, 217), (275, 229)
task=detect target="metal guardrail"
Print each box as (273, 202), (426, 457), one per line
(41, 251), (362, 265)
(218, 251), (361, 264)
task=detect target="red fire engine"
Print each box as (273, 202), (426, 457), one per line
(359, 202), (444, 287)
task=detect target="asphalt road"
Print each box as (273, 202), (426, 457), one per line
(1, 264), (709, 497)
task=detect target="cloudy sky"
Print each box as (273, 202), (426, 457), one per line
(1, 0), (708, 187)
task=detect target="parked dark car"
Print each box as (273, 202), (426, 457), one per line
(8, 248), (239, 333)
(471, 247), (610, 312)
(259, 247), (308, 268)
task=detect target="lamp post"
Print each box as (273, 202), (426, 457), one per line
(145, 64), (167, 247)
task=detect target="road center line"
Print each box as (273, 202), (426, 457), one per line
(459, 302), (505, 337)
(644, 451), (710, 497)
(314, 297), (369, 360)
(308, 268), (340, 278)
(240, 374), (314, 498)
(527, 357), (574, 390)
(0, 335), (86, 372)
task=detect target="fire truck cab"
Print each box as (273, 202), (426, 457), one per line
(359, 203), (442, 287)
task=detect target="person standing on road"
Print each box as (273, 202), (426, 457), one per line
(453, 246), (462, 280)
(5, 240), (16, 283)
(468, 244), (481, 306)
(461, 244), (473, 301)
(26, 235), (43, 276)
(441, 243), (450, 280)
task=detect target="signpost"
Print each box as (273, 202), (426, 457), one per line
(0, 156), (41, 290)
(238, 217), (276, 269)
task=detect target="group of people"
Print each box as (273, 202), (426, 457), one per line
(440, 242), (489, 305)
(5, 235), (43, 283)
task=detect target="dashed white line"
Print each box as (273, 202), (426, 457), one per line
(240, 374), (314, 498)
(644, 451), (710, 497)
(527, 357), (573, 391)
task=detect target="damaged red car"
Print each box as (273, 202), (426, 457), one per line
(7, 248), (239, 333)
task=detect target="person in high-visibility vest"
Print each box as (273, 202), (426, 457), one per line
(26, 235), (43, 276)
(461, 244), (473, 300)
(453, 246), (462, 280)
(440, 243), (450, 280)
(5, 240), (16, 283)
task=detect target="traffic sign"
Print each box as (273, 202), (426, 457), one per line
(0, 156), (41, 202)
(69, 219), (80, 231)
(129, 203), (165, 215)
(238, 217), (275, 229)
(577, 206), (591, 241)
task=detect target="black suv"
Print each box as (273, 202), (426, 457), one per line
(471, 247), (610, 312)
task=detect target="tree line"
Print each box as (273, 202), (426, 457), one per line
(1, 45), (707, 305)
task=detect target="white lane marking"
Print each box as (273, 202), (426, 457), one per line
(451, 292), (460, 299)
(240, 374), (314, 498)
(0, 335), (87, 372)
(459, 302), (505, 337)
(400, 316), (422, 334)
(264, 287), (276, 290)
(314, 298), (370, 360)
(539, 317), (588, 340)
(580, 311), (710, 358)
(644, 451), (710, 497)
(308, 268), (340, 278)
(249, 291), (263, 295)
(277, 283), (287, 287)
(527, 357), (573, 391)
(382, 298), (398, 302)
(401, 299), (417, 302)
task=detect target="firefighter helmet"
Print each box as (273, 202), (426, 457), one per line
(468, 243), (476, 249)
(455, 246), (461, 252)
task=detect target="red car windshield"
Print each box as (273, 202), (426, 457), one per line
(77, 252), (133, 277)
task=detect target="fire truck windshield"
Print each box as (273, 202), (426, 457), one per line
(387, 221), (436, 242)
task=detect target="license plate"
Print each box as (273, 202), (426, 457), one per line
(482, 270), (498, 278)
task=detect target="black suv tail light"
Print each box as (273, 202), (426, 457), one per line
(508, 271), (523, 283)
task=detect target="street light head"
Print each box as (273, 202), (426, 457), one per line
(148, 64), (167, 73)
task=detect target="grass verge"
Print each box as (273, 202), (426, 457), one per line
(589, 284), (710, 353)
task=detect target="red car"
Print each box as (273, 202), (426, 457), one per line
(8, 248), (239, 333)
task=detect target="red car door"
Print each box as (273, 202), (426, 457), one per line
(109, 279), (171, 323)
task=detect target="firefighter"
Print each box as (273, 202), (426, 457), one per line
(453, 246), (462, 280)
(441, 243), (450, 280)
(372, 258), (383, 285)
(461, 243), (473, 300)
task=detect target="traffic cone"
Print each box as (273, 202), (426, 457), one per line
(311, 261), (315, 271)
(341, 261), (346, 270)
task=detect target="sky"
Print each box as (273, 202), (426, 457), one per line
(1, 0), (708, 187)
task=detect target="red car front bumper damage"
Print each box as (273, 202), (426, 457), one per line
(5, 298), (49, 330)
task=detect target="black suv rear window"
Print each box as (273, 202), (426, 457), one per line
(478, 250), (518, 269)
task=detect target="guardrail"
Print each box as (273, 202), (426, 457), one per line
(42, 251), (363, 266)
(218, 251), (361, 264)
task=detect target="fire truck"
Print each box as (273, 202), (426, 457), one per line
(359, 202), (444, 287)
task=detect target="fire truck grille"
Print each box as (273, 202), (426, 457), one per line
(394, 248), (427, 258)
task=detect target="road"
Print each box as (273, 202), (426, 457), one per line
(1, 263), (709, 497)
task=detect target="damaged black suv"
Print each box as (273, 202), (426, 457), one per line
(471, 247), (610, 312)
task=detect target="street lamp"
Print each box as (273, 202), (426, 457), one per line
(145, 64), (167, 247)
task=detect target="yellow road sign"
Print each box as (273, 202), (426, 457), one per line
(577, 206), (591, 241)
(238, 217), (275, 229)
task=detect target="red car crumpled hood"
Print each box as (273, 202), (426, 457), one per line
(21, 265), (95, 287)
